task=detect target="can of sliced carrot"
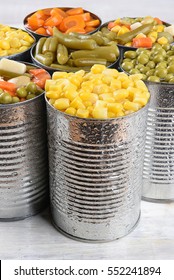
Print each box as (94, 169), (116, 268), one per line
(0, 62), (49, 220)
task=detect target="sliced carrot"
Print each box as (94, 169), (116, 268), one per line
(154, 17), (163, 25)
(35, 27), (47, 35)
(84, 26), (96, 33)
(29, 68), (47, 76)
(27, 16), (45, 31)
(6, 91), (16, 97)
(65, 26), (86, 34)
(30, 69), (51, 89)
(42, 8), (52, 16)
(50, 8), (67, 18)
(45, 26), (53, 35)
(132, 37), (153, 48)
(81, 12), (91, 22)
(0, 81), (16, 92)
(86, 19), (100, 27)
(66, 7), (84, 16)
(59, 15), (85, 32)
(34, 10), (48, 21)
(20, 98), (26, 102)
(44, 15), (62, 27)
(108, 21), (116, 30)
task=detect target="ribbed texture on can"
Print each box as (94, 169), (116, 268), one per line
(143, 82), (174, 201)
(0, 95), (49, 220)
(47, 102), (148, 241)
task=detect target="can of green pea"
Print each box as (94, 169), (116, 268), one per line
(143, 81), (174, 202)
(46, 98), (149, 242)
(0, 70), (49, 221)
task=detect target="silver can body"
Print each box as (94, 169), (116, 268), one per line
(143, 82), (174, 202)
(47, 100), (148, 242)
(0, 94), (49, 220)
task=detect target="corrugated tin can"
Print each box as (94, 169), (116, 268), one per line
(0, 93), (49, 221)
(143, 82), (174, 202)
(46, 100), (149, 242)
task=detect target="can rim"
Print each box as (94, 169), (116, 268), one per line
(45, 93), (150, 122)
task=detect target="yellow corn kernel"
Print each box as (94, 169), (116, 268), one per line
(1, 40), (10, 50)
(70, 96), (86, 109)
(108, 112), (116, 118)
(75, 70), (85, 77)
(135, 80), (149, 92)
(124, 110), (134, 116)
(20, 39), (31, 47)
(52, 72), (68, 80)
(23, 33), (35, 43)
(0, 50), (8, 56)
(113, 89), (129, 101)
(91, 64), (106, 74)
(99, 93), (115, 103)
(49, 99), (57, 106)
(19, 46), (28, 52)
(157, 36), (168, 45)
(154, 24), (164, 32)
(117, 72), (129, 82)
(92, 106), (108, 119)
(102, 75), (113, 85)
(117, 26), (130, 36)
(81, 81), (94, 92)
(54, 98), (70, 110)
(133, 92), (148, 106)
(122, 79), (134, 89)
(46, 91), (60, 99)
(110, 79), (122, 90)
(45, 80), (56, 91)
(9, 37), (21, 48)
(65, 90), (78, 101)
(129, 74), (144, 81)
(102, 68), (119, 78)
(148, 31), (158, 39)
(95, 100), (107, 107)
(116, 110), (125, 117)
(84, 101), (92, 107)
(123, 100), (141, 112)
(124, 42), (132, 47)
(93, 84), (109, 94)
(87, 105), (94, 115)
(65, 107), (76, 116)
(127, 87), (141, 101)
(76, 108), (89, 118)
(107, 103), (123, 114)
(80, 91), (91, 101)
(135, 33), (147, 39)
(114, 18), (121, 24)
(111, 25), (121, 33)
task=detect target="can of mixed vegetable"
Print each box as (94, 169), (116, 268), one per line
(46, 96), (149, 242)
(143, 82), (174, 202)
(0, 61), (49, 220)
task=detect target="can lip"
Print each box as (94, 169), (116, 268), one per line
(45, 94), (150, 122)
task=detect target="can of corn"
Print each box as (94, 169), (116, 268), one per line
(143, 82), (174, 202)
(0, 93), (49, 220)
(46, 100), (148, 242)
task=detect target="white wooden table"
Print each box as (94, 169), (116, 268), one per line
(0, 201), (174, 260)
(0, 0), (174, 260)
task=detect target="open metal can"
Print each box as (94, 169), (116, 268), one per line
(46, 99), (149, 242)
(0, 92), (49, 221)
(143, 82), (174, 202)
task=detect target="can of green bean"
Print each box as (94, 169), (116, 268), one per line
(0, 83), (49, 221)
(143, 81), (174, 202)
(46, 99), (149, 242)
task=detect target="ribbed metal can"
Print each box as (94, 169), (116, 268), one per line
(143, 82), (174, 202)
(46, 100), (148, 242)
(0, 94), (49, 221)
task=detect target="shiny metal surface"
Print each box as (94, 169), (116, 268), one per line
(0, 94), (49, 220)
(143, 82), (174, 202)
(47, 100), (148, 241)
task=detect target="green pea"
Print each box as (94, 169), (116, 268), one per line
(0, 92), (12, 104)
(140, 66), (150, 74)
(124, 50), (137, 59)
(146, 61), (156, 69)
(155, 68), (167, 79)
(146, 69), (155, 77)
(162, 44), (170, 51)
(26, 93), (36, 100)
(166, 50), (174, 56)
(156, 62), (167, 68)
(167, 56), (174, 63)
(147, 76), (160, 83)
(12, 97), (20, 103)
(167, 64), (174, 74)
(169, 77), (174, 83)
(152, 43), (162, 51)
(121, 61), (134, 72)
(153, 55), (164, 63)
(129, 68), (140, 74)
(26, 82), (38, 94)
(135, 63), (144, 70)
(16, 87), (28, 98)
(164, 73), (173, 82)
(137, 54), (149, 65)
(136, 48), (146, 55)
